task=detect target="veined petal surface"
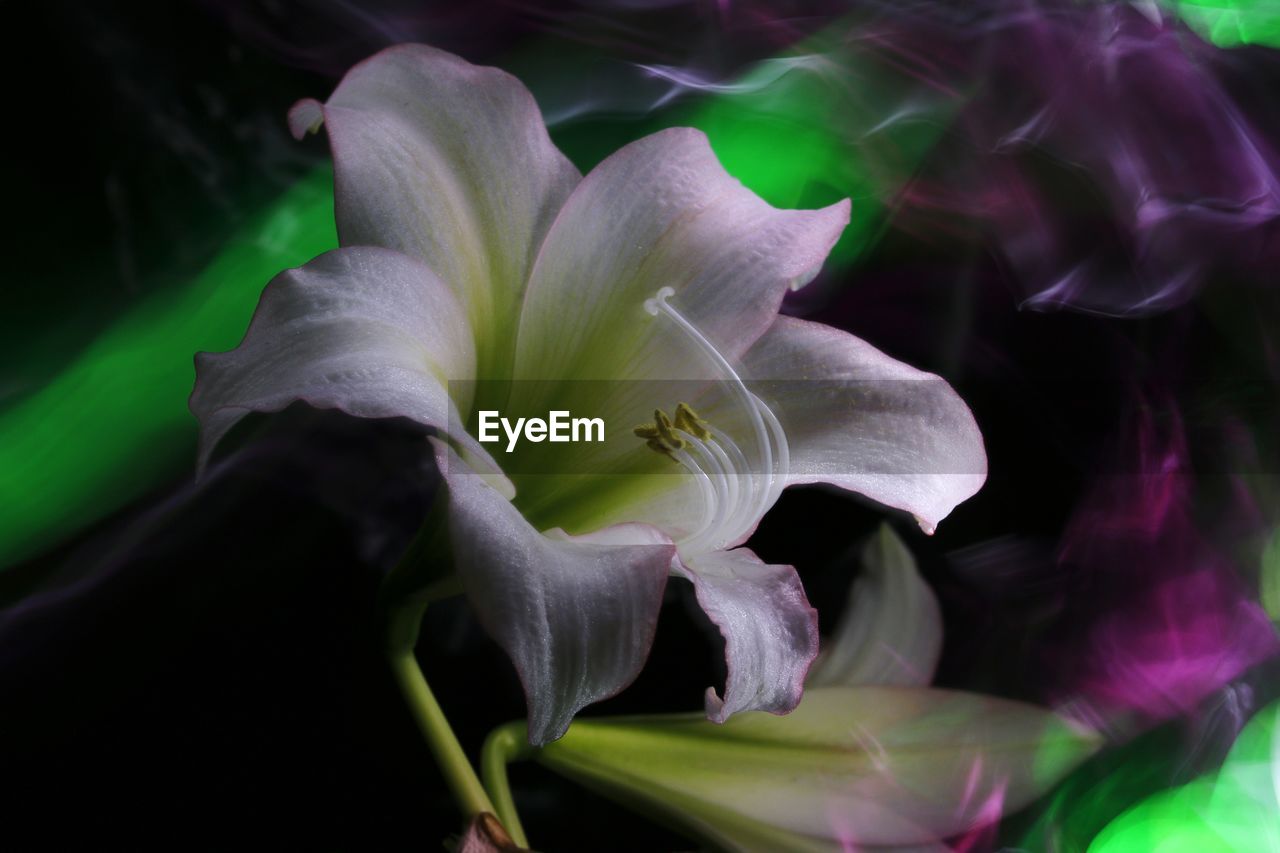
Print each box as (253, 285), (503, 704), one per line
(513, 127), (849, 387)
(502, 132), (847, 534)
(677, 547), (819, 723)
(190, 247), (476, 471)
(735, 316), (987, 533)
(433, 441), (674, 745)
(294, 44), (581, 379)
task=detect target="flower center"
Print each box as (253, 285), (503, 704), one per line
(637, 287), (790, 552)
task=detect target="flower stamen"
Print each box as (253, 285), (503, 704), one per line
(673, 402), (711, 440)
(636, 288), (791, 551)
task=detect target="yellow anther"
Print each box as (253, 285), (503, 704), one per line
(635, 408), (692, 460)
(653, 409), (686, 449)
(645, 437), (680, 460)
(674, 402), (711, 440)
(637, 404), (719, 460)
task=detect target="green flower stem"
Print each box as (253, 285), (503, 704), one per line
(388, 644), (496, 821)
(481, 722), (534, 848)
(381, 508), (505, 832)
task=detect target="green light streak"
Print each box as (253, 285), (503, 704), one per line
(1088, 701), (1280, 851)
(0, 168), (337, 568)
(1162, 0), (1280, 48)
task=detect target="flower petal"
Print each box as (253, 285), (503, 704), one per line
(513, 127), (850, 386)
(432, 441), (675, 745)
(808, 524), (943, 688)
(190, 247), (479, 472)
(677, 548), (819, 723)
(298, 44), (581, 378)
(497, 128), (846, 536)
(536, 686), (1101, 848)
(737, 316), (987, 533)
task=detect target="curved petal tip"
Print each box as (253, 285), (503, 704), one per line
(678, 549), (819, 724)
(287, 98), (325, 140)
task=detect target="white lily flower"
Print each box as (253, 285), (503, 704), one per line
(190, 45), (987, 745)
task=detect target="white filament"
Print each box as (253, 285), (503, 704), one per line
(644, 287), (790, 551)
